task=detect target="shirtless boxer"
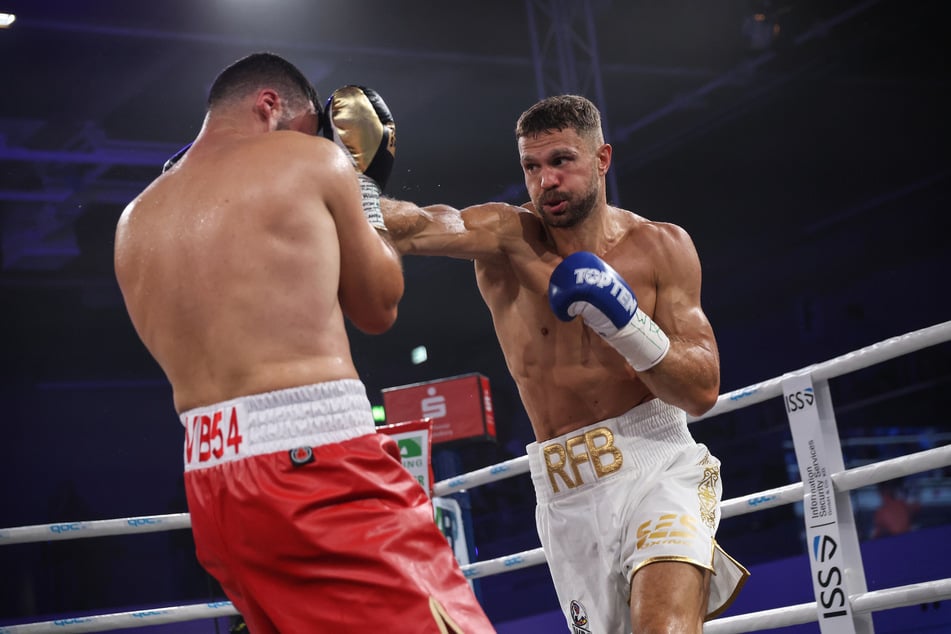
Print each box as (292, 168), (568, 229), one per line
(114, 52), (494, 633)
(382, 95), (748, 633)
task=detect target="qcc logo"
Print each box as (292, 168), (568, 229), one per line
(503, 555), (524, 567)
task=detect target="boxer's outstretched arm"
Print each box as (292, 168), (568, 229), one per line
(381, 198), (530, 261)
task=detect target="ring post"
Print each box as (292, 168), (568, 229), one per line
(783, 373), (872, 634)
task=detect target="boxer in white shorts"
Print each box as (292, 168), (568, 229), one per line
(528, 398), (749, 633)
(379, 94), (749, 631)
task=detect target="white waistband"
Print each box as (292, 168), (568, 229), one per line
(526, 398), (693, 502)
(180, 380), (375, 472)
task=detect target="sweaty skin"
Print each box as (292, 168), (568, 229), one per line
(115, 91), (403, 413)
(382, 128), (718, 442)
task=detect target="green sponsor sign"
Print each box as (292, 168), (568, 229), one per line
(398, 436), (423, 458)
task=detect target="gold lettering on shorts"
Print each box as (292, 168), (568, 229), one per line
(566, 435), (588, 485)
(585, 428), (623, 477)
(544, 444), (575, 493)
(543, 427), (624, 493)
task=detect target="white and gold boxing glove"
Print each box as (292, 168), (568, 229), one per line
(322, 85), (396, 230)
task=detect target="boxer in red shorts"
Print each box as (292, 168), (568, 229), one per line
(183, 381), (491, 632)
(115, 52), (494, 633)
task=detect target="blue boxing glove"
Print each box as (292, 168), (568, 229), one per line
(322, 85), (396, 230)
(549, 251), (670, 372)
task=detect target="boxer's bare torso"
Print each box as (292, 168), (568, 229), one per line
(116, 114), (402, 413)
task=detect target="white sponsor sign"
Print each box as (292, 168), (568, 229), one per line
(783, 374), (855, 633)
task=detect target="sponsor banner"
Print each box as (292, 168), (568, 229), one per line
(382, 373), (496, 445)
(377, 419), (434, 496)
(433, 496), (471, 581)
(782, 374), (855, 633)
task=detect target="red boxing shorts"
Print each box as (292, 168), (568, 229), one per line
(181, 379), (494, 633)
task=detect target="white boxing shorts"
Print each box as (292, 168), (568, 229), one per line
(527, 398), (749, 633)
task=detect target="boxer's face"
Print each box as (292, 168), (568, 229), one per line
(519, 128), (604, 228)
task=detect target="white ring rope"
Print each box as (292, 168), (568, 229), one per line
(704, 578), (951, 634)
(433, 454), (529, 497)
(2, 578), (948, 634)
(692, 319), (951, 423)
(1, 321), (949, 633)
(0, 514), (191, 546)
(0, 602), (238, 634)
(722, 443), (951, 518)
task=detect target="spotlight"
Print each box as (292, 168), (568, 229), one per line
(0, 13), (16, 28)
(411, 345), (428, 365)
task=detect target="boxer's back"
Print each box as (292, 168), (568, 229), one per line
(115, 131), (358, 413)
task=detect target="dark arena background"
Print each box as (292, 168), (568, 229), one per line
(1, 1), (949, 632)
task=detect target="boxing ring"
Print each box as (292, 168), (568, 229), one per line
(1, 320), (949, 633)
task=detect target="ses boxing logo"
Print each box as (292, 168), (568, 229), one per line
(785, 386), (815, 414)
(812, 533), (848, 619)
(636, 513), (700, 550)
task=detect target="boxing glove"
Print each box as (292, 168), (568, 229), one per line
(549, 251), (670, 372)
(162, 142), (192, 173)
(322, 85), (396, 230)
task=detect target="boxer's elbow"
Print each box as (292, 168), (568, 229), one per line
(685, 389), (718, 417)
(684, 375), (720, 417)
(349, 279), (403, 335)
(353, 306), (398, 335)
(347, 299), (398, 334)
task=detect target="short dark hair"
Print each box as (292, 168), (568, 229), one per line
(207, 52), (319, 114)
(515, 94), (603, 145)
